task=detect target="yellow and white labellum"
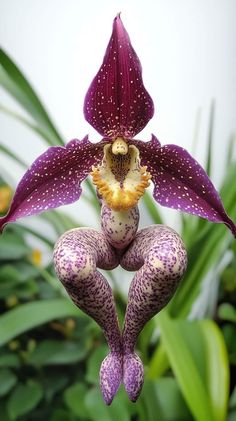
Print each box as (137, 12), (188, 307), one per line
(91, 138), (151, 211)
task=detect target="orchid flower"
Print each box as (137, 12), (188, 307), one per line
(0, 15), (236, 405)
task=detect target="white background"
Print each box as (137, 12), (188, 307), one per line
(0, 0), (235, 233)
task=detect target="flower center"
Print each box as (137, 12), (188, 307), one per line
(91, 138), (151, 211)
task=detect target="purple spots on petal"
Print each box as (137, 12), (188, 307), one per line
(54, 227), (121, 352)
(101, 204), (140, 249)
(53, 220), (187, 404)
(84, 15), (154, 138)
(0, 137), (106, 232)
(136, 135), (236, 236)
(54, 227), (123, 405)
(121, 225), (187, 353)
(100, 352), (123, 405)
(123, 353), (144, 402)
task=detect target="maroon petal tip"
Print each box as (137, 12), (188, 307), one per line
(84, 16), (154, 139)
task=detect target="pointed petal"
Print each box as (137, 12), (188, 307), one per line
(100, 353), (123, 405)
(0, 137), (104, 232)
(135, 135), (236, 236)
(84, 15), (154, 138)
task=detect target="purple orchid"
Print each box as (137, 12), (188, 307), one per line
(0, 15), (235, 235)
(1, 15), (236, 405)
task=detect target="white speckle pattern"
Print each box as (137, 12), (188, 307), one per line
(134, 135), (236, 236)
(84, 15), (154, 138)
(0, 137), (106, 232)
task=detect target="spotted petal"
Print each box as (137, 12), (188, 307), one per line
(84, 15), (154, 139)
(0, 137), (104, 232)
(135, 135), (236, 236)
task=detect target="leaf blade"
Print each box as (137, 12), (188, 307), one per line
(0, 48), (63, 146)
(158, 312), (214, 421)
(201, 320), (229, 421)
(0, 299), (81, 347)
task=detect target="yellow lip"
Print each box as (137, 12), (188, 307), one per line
(91, 139), (151, 211)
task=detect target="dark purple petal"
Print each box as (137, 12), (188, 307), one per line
(0, 137), (105, 232)
(135, 135), (236, 236)
(84, 15), (154, 139)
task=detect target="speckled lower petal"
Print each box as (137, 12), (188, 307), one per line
(120, 225), (187, 399)
(83, 15), (154, 138)
(53, 228), (122, 404)
(100, 352), (123, 405)
(121, 225), (187, 350)
(101, 204), (139, 249)
(0, 137), (105, 233)
(123, 353), (144, 402)
(135, 135), (236, 237)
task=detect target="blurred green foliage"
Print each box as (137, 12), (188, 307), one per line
(0, 47), (236, 420)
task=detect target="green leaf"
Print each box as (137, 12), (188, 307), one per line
(0, 401), (10, 421)
(218, 303), (236, 323)
(142, 191), (163, 224)
(43, 372), (68, 402)
(40, 210), (81, 236)
(229, 386), (236, 409)
(137, 318), (156, 364)
(0, 299), (81, 347)
(0, 48), (63, 147)
(9, 279), (38, 300)
(0, 261), (40, 283)
(0, 260), (42, 298)
(0, 369), (17, 397)
(195, 101), (215, 234)
(64, 382), (89, 418)
(227, 134), (236, 167)
(7, 381), (43, 420)
(221, 267), (236, 292)
(13, 223), (54, 247)
(0, 104), (57, 146)
(228, 410), (236, 421)
(50, 409), (77, 421)
(222, 324), (236, 365)
(0, 232), (30, 260)
(158, 312), (229, 421)
(0, 142), (28, 169)
(0, 354), (20, 369)
(27, 340), (87, 366)
(148, 341), (170, 379)
(158, 312), (214, 421)
(84, 178), (101, 212)
(138, 379), (165, 421)
(201, 320), (229, 421)
(206, 100), (215, 177)
(0, 261), (41, 298)
(0, 266), (22, 297)
(85, 345), (108, 384)
(85, 388), (130, 421)
(154, 377), (192, 421)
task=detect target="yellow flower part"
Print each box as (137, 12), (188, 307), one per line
(91, 138), (151, 211)
(6, 295), (18, 308)
(0, 186), (12, 213)
(31, 249), (42, 266)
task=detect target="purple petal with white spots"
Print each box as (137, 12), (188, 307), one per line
(134, 135), (236, 236)
(0, 137), (105, 232)
(84, 15), (154, 139)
